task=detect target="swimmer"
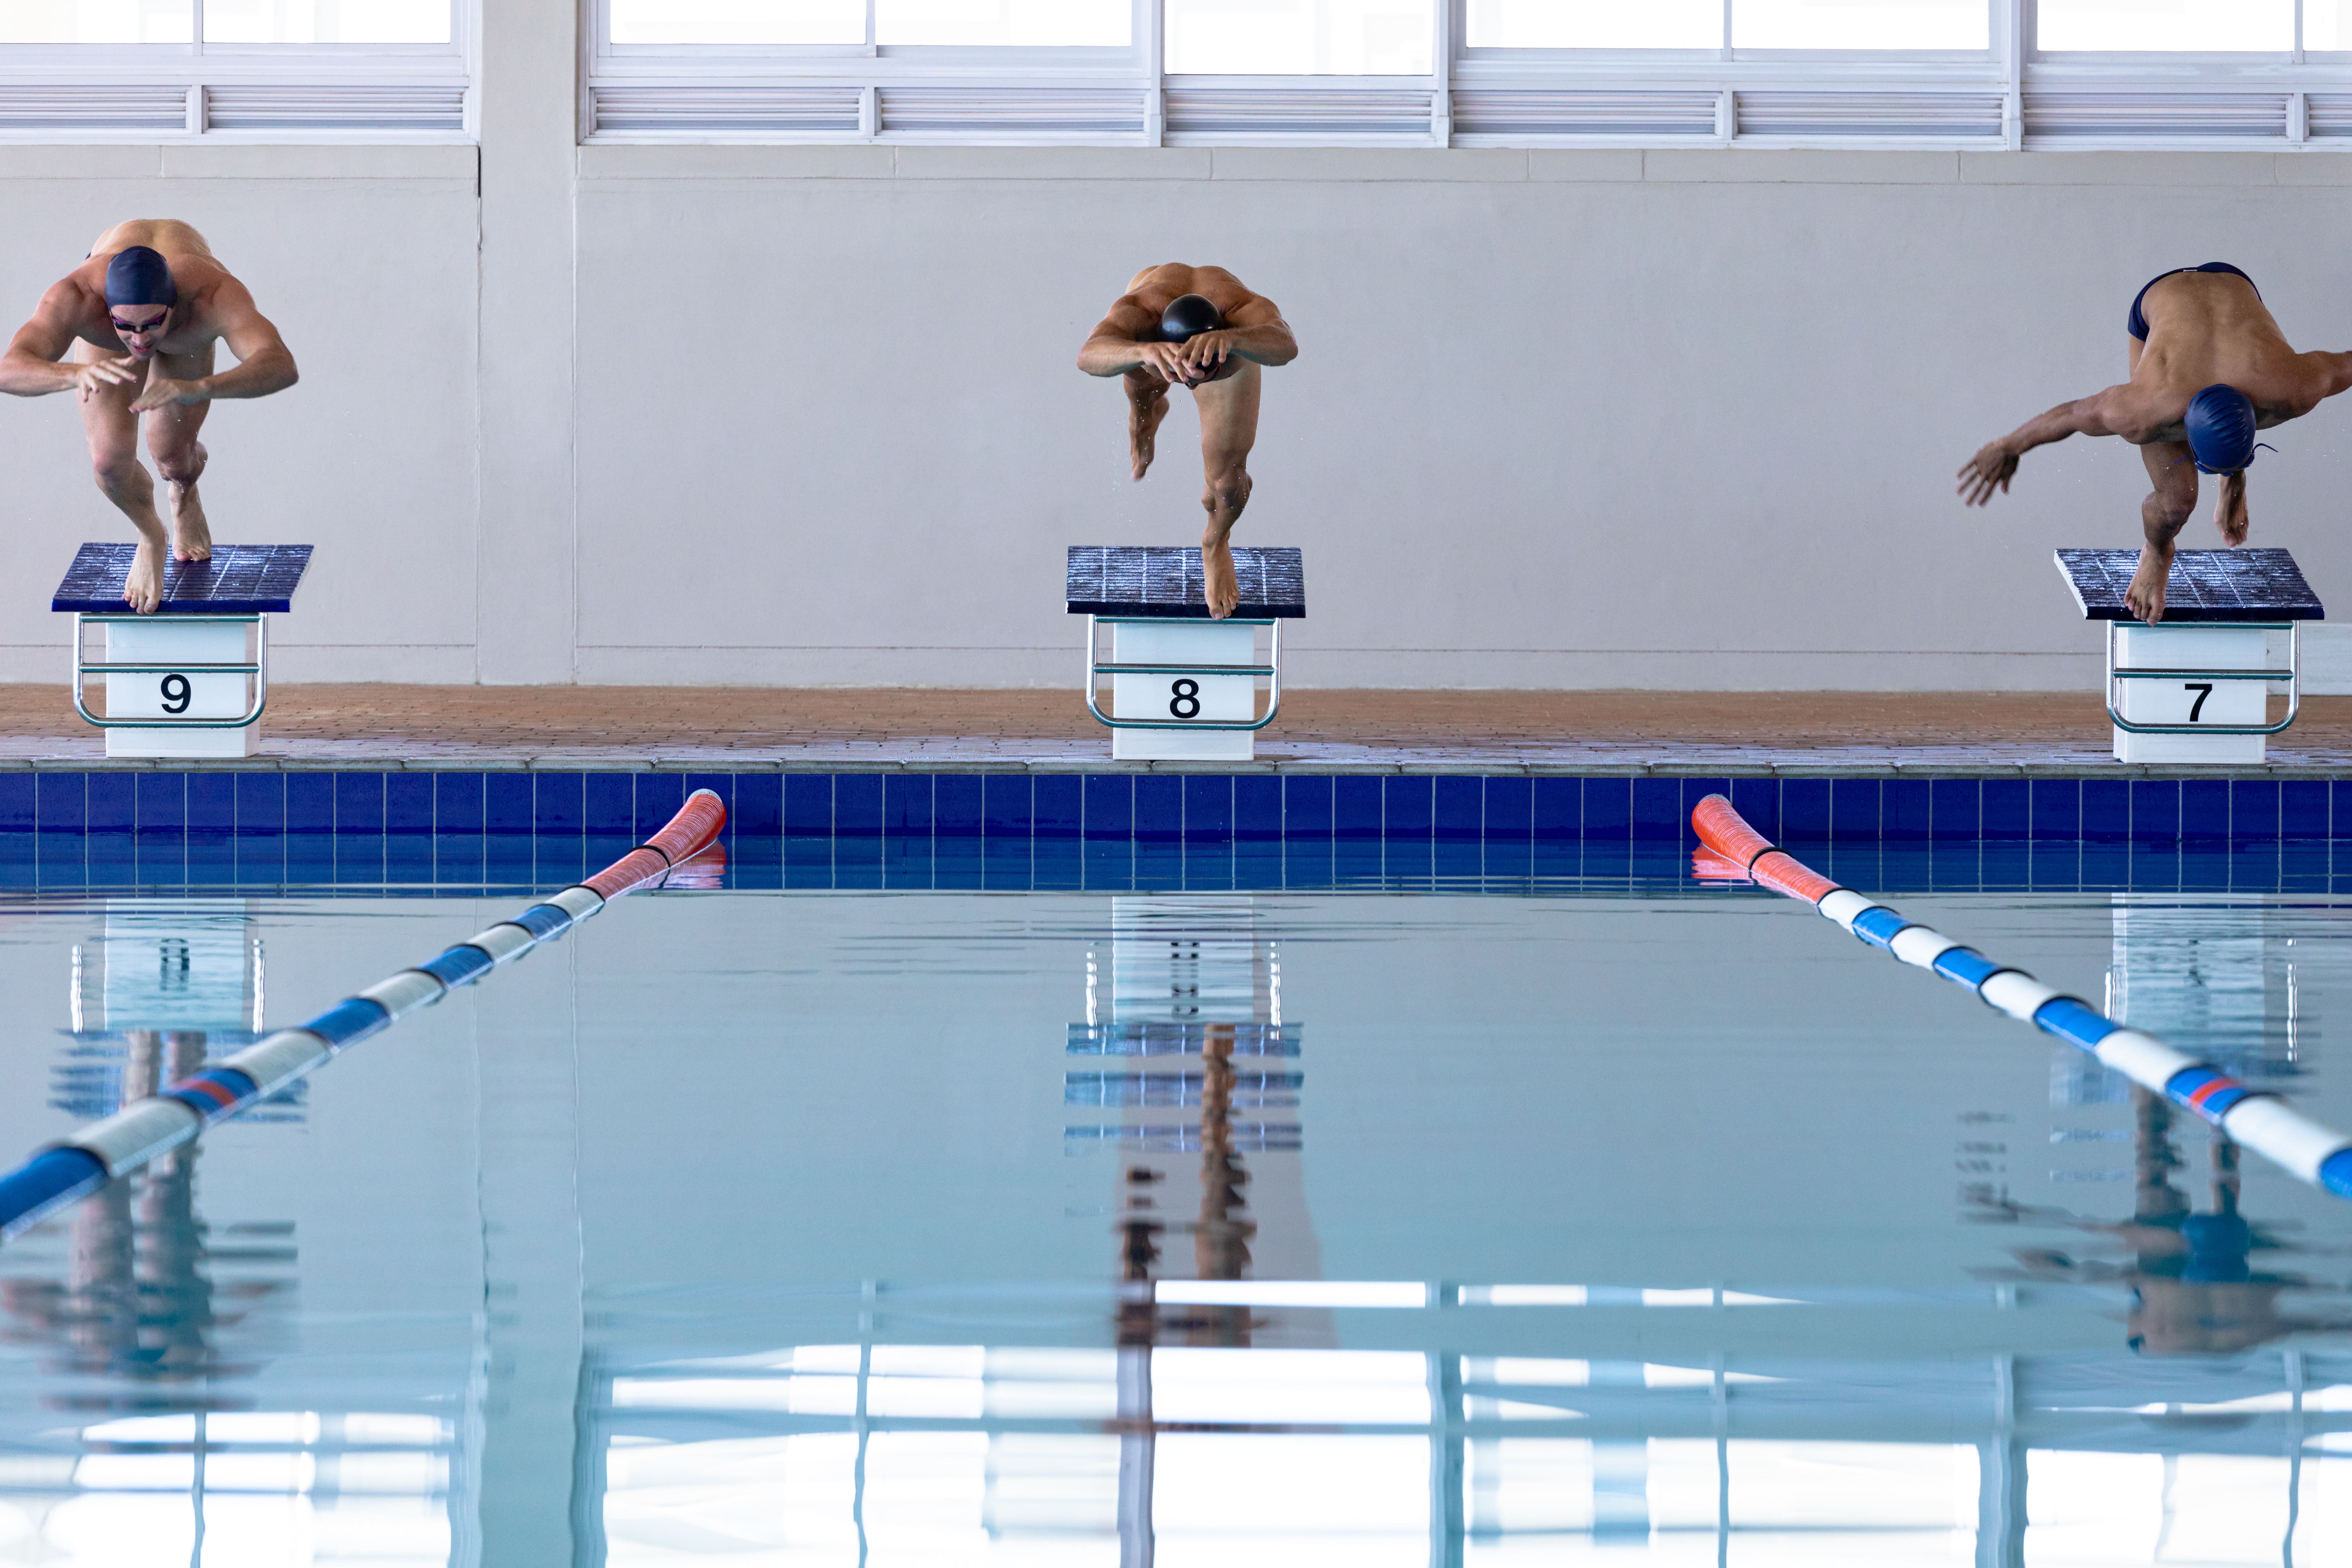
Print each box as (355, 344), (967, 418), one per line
(1958, 263), (2352, 624)
(1078, 264), (1297, 620)
(0, 220), (297, 613)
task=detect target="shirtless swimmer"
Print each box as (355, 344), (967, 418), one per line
(1078, 264), (1297, 620)
(1958, 263), (2352, 623)
(0, 220), (297, 613)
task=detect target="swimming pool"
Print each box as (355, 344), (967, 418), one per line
(0, 837), (2347, 1563)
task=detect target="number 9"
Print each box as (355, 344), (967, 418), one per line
(159, 673), (191, 715)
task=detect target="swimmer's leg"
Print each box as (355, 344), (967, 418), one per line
(145, 341), (214, 562)
(76, 341), (167, 614)
(1124, 368), (1171, 481)
(1191, 360), (1260, 621)
(2214, 469), (2249, 548)
(2129, 440), (2198, 625)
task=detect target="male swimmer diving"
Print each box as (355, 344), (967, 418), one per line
(1077, 264), (1297, 620)
(0, 220), (297, 614)
(1958, 263), (2352, 623)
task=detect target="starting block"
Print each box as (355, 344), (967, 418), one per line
(54, 543), (313, 759)
(1068, 545), (1304, 761)
(2054, 548), (2322, 764)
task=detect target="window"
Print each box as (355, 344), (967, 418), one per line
(882, 0), (1131, 47)
(1736, 0), (1988, 50)
(608, 0), (863, 46)
(1164, 0), (1430, 74)
(0, 0), (471, 136)
(2037, 1), (2294, 53)
(584, 0), (2352, 148)
(1466, 1), (1718, 51)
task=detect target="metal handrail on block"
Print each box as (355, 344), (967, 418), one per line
(71, 612), (268, 731)
(2104, 620), (2300, 738)
(1083, 614), (1284, 733)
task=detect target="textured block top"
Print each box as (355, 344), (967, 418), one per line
(52, 543), (314, 614)
(2054, 547), (2323, 622)
(1067, 546), (1305, 619)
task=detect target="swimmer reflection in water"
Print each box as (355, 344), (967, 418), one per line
(1957, 263), (2352, 624)
(0, 220), (298, 614)
(1077, 264), (1297, 620)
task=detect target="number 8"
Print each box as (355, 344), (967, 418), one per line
(159, 673), (191, 715)
(1169, 678), (1201, 719)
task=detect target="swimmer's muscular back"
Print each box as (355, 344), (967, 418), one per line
(1115, 262), (1265, 328)
(52, 220), (238, 358)
(2115, 271), (2342, 440)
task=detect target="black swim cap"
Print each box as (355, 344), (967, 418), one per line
(1160, 294), (1222, 343)
(104, 246), (176, 309)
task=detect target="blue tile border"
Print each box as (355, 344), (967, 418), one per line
(0, 770), (2342, 847)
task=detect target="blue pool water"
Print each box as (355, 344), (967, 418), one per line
(0, 857), (2348, 1563)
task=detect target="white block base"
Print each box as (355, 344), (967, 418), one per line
(100, 619), (259, 759)
(1107, 621), (1257, 762)
(2111, 624), (2266, 765)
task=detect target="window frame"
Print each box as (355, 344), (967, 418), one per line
(0, 0), (477, 141)
(580, 0), (2352, 149)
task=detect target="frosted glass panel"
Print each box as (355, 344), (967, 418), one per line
(609, 0), (864, 45)
(879, 0), (1130, 46)
(2314, 0), (2352, 50)
(1737, 0), (1989, 49)
(2037, 0), (2292, 51)
(0, 0), (191, 41)
(1166, 0), (1433, 74)
(1467, 0), (1721, 48)
(205, 0), (449, 42)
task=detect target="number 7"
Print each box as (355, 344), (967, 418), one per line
(2185, 682), (2213, 722)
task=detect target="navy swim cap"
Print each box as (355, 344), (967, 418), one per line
(2184, 383), (2257, 474)
(103, 245), (176, 310)
(1159, 294), (1222, 343)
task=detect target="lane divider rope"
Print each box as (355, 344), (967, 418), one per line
(0, 788), (728, 1240)
(1692, 794), (2352, 1200)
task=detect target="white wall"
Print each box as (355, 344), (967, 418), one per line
(2, 133), (2350, 689)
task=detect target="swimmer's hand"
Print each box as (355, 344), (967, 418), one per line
(68, 356), (140, 402)
(1131, 341), (1202, 387)
(130, 377), (206, 414)
(1956, 440), (2019, 506)
(1176, 330), (1235, 382)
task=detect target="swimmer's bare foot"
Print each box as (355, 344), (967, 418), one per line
(1128, 385), (1170, 480)
(2126, 543), (2171, 624)
(124, 538), (164, 614)
(2216, 476), (2249, 547)
(1202, 536), (1239, 620)
(170, 484), (212, 562)
(167, 442), (210, 561)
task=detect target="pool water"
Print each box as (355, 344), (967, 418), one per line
(0, 872), (2348, 1565)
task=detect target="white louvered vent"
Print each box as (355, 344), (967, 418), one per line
(2026, 93), (2289, 140)
(593, 85), (861, 135)
(2305, 94), (2352, 137)
(1451, 90), (1714, 140)
(0, 84), (186, 131)
(1164, 88), (1434, 139)
(205, 84), (463, 131)
(877, 87), (1145, 136)
(1738, 92), (2002, 139)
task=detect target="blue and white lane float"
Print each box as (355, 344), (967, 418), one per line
(1692, 794), (2352, 1200)
(0, 788), (728, 1241)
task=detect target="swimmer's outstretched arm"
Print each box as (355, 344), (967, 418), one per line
(0, 281), (135, 399)
(1078, 295), (1194, 382)
(1956, 386), (2135, 506)
(128, 278), (294, 412)
(1172, 295), (1295, 381)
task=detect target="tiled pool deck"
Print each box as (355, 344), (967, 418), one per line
(8, 685), (2352, 774)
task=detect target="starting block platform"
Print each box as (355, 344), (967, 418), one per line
(54, 543), (313, 759)
(2055, 547), (2323, 765)
(1068, 545), (1304, 761)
